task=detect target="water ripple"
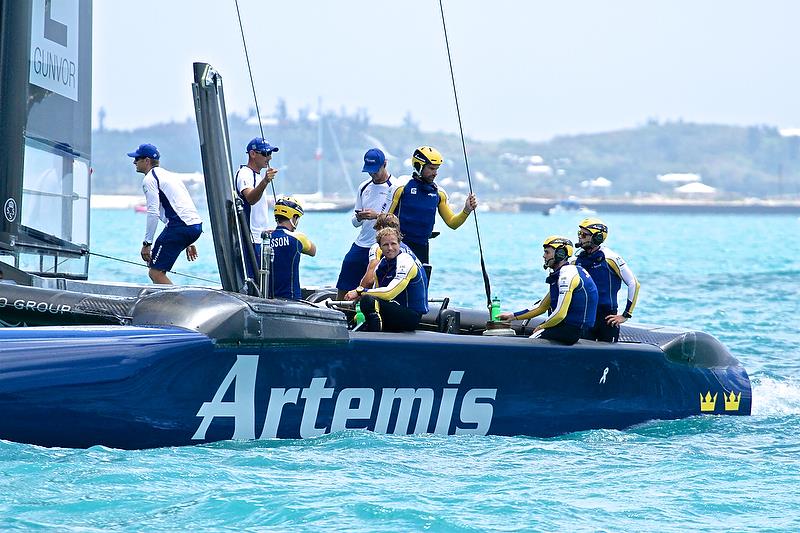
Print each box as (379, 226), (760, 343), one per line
(2, 211), (797, 530)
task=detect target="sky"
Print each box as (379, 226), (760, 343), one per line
(92, 0), (800, 142)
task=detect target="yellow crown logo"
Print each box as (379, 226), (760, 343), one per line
(724, 391), (741, 411)
(700, 391), (717, 412)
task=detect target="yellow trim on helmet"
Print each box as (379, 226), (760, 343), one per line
(543, 235), (574, 259)
(274, 196), (304, 219)
(579, 217), (608, 241)
(412, 146), (443, 173)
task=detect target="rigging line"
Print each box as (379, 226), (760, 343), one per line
(437, 0), (494, 314)
(234, 0), (277, 202)
(88, 251), (219, 284)
(326, 119), (358, 197)
(42, 256), (72, 274)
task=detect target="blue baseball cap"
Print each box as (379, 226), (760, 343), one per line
(126, 143), (160, 160)
(247, 137), (279, 154)
(362, 148), (385, 173)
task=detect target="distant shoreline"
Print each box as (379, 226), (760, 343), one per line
(90, 193), (800, 214)
(515, 197), (800, 214)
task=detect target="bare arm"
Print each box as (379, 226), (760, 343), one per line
(241, 167), (278, 205)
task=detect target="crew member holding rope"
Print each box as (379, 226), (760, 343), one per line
(129, 143), (202, 285)
(236, 137), (279, 280)
(345, 227), (428, 332)
(388, 146), (477, 268)
(498, 237), (597, 345)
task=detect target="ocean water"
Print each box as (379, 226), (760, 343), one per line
(2, 209), (800, 531)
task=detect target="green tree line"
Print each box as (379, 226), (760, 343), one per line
(92, 112), (800, 199)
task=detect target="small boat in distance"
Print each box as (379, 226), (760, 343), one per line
(293, 191), (354, 213)
(544, 198), (597, 216)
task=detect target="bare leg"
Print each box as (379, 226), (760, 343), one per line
(149, 268), (172, 284)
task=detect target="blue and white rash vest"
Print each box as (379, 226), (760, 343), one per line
(142, 168), (202, 244)
(512, 264), (598, 330)
(575, 245), (640, 317)
(268, 227), (315, 300)
(365, 250), (429, 315)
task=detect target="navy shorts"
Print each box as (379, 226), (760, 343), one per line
(150, 223), (202, 272)
(335, 243), (370, 291)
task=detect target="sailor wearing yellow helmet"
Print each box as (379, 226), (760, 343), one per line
(387, 146), (477, 269)
(266, 196), (316, 300)
(574, 218), (640, 342)
(498, 236), (598, 345)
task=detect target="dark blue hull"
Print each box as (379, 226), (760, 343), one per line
(0, 325), (751, 449)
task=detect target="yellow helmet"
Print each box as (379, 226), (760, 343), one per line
(543, 235), (573, 262)
(412, 146), (443, 175)
(274, 196), (304, 220)
(578, 217), (608, 246)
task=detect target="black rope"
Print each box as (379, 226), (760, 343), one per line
(234, 0), (277, 202)
(438, 0), (494, 315)
(88, 251), (219, 284)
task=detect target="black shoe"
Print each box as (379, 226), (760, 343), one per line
(365, 312), (382, 332)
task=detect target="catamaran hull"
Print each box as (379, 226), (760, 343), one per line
(0, 325), (751, 449)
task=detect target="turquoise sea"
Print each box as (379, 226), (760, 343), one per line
(2, 208), (800, 531)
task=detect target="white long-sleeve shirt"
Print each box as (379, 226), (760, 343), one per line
(142, 168), (202, 243)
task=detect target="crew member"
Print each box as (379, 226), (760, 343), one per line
(359, 213), (422, 289)
(388, 146), (477, 266)
(129, 143), (202, 284)
(335, 148), (398, 299)
(498, 236), (597, 345)
(574, 218), (640, 342)
(236, 137), (279, 279)
(345, 227), (428, 332)
(268, 196), (316, 299)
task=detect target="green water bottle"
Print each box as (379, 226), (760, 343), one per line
(354, 302), (365, 326)
(490, 296), (501, 321)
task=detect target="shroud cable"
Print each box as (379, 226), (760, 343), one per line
(438, 0), (494, 316)
(234, 0), (277, 202)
